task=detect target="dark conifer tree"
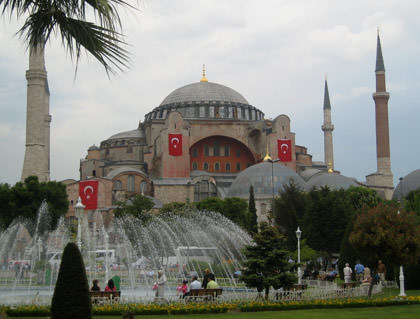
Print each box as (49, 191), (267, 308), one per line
(51, 242), (91, 319)
(248, 185), (258, 234)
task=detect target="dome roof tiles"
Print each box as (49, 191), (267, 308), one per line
(393, 169), (420, 200)
(108, 129), (144, 140)
(306, 173), (358, 190)
(228, 162), (306, 198)
(159, 81), (249, 106)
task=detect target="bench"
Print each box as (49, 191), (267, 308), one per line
(90, 291), (121, 304)
(185, 288), (223, 302)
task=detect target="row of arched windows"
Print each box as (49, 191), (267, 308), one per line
(113, 176), (148, 193)
(191, 145), (239, 158)
(192, 162), (243, 172)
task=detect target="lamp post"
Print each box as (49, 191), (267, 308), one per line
(296, 226), (302, 285)
(74, 197), (85, 250)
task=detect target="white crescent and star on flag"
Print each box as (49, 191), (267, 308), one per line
(170, 137), (180, 149)
(280, 143), (289, 154)
(83, 185), (94, 199)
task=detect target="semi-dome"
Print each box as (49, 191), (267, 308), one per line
(393, 169), (420, 200)
(108, 129), (145, 140)
(228, 162), (306, 198)
(306, 172), (358, 190)
(144, 80), (264, 122)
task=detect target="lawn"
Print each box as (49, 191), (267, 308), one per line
(8, 305), (420, 319)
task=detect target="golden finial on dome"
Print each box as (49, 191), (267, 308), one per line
(200, 64), (208, 82)
(263, 144), (272, 161)
(327, 162), (333, 173)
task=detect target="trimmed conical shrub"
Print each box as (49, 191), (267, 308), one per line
(51, 242), (91, 319)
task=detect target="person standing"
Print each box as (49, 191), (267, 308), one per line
(202, 268), (214, 288)
(343, 263), (353, 284)
(354, 261), (365, 282)
(377, 260), (386, 282)
(156, 270), (167, 300)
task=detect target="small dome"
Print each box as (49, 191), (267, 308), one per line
(393, 169), (420, 200)
(307, 173), (358, 190)
(108, 129), (144, 140)
(228, 162), (306, 198)
(88, 145), (99, 151)
(299, 168), (322, 181)
(160, 81), (249, 106)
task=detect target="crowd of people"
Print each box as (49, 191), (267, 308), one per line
(343, 260), (386, 285)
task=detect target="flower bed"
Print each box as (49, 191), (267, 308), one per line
(238, 296), (420, 312)
(4, 296), (420, 317)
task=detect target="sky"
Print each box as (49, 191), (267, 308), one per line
(0, 0), (419, 187)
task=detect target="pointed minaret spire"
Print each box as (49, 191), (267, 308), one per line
(366, 32), (394, 199)
(375, 30), (385, 72)
(321, 76), (334, 171)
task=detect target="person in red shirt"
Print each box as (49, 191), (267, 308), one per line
(105, 279), (116, 292)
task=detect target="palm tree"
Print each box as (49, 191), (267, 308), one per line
(1, 0), (134, 74)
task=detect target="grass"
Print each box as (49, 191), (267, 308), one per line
(10, 305), (420, 319)
(5, 288), (420, 318)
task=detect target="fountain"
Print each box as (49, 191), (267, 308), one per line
(0, 200), (253, 304)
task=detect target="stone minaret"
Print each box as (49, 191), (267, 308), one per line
(21, 45), (51, 182)
(321, 78), (334, 171)
(366, 33), (394, 198)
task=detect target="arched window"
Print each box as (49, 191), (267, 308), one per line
(140, 181), (147, 194)
(203, 162), (209, 171)
(113, 180), (122, 190)
(194, 181), (217, 201)
(214, 141), (220, 156)
(127, 175), (135, 192)
(204, 145), (210, 156)
(225, 163), (231, 172)
(236, 163), (241, 171)
(192, 162), (198, 170)
(224, 145), (230, 156)
(191, 147), (198, 158)
(214, 162), (220, 172)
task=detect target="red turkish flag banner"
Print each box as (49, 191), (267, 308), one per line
(169, 134), (183, 156)
(278, 139), (292, 162)
(79, 180), (99, 210)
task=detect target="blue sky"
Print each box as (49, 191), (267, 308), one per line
(0, 0), (419, 186)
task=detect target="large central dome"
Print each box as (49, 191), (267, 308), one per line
(160, 81), (249, 106)
(144, 79), (263, 122)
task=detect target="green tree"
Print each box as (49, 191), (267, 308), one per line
(404, 189), (420, 215)
(248, 186), (258, 234)
(51, 242), (91, 319)
(345, 186), (382, 211)
(159, 202), (192, 215)
(1, 0), (134, 73)
(273, 182), (308, 251)
(302, 187), (353, 255)
(349, 202), (420, 273)
(114, 194), (154, 223)
(0, 176), (68, 233)
(195, 197), (250, 231)
(240, 223), (296, 299)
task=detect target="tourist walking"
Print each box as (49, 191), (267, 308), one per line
(343, 263), (352, 284)
(354, 261), (365, 282)
(377, 260), (386, 282)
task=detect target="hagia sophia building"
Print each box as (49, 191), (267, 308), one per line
(21, 34), (418, 223)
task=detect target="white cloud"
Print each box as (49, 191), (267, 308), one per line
(1, 0), (420, 185)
